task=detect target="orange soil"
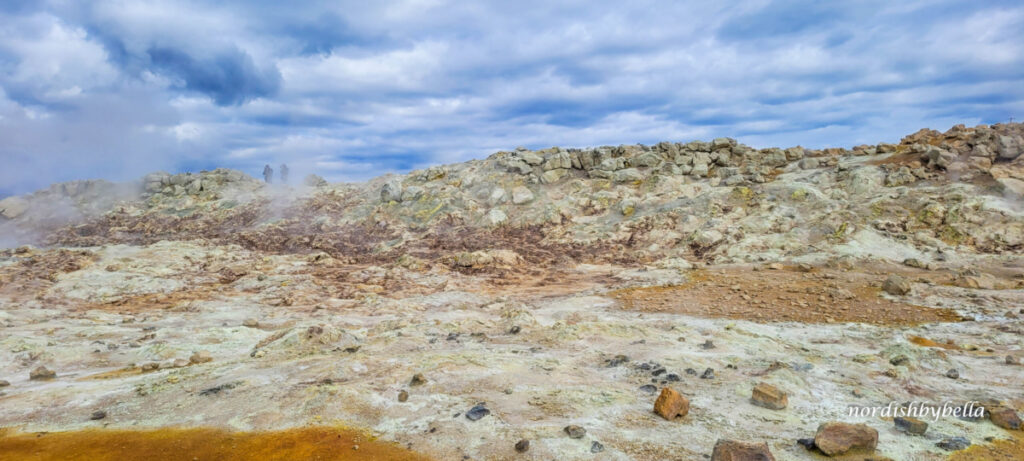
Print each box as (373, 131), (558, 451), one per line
(612, 267), (964, 326)
(0, 426), (429, 461)
(908, 335), (961, 350)
(947, 435), (1024, 461)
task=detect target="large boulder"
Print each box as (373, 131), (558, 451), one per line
(614, 168), (645, 183)
(653, 387), (690, 420)
(813, 422), (878, 456)
(380, 179), (403, 203)
(998, 178), (1024, 199)
(511, 186), (535, 205)
(710, 440), (776, 461)
(996, 135), (1022, 160)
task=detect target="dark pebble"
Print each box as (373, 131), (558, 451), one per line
(564, 425), (586, 439)
(700, 368), (715, 379)
(796, 438), (816, 450)
(936, 437), (970, 451)
(665, 373), (680, 382)
(466, 404), (490, 421)
(590, 441), (604, 453)
(509, 325), (521, 334)
(639, 384), (657, 394)
(90, 410), (107, 420)
(515, 439), (529, 453)
(685, 368), (697, 376)
(606, 355), (629, 367)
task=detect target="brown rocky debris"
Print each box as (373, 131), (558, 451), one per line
(751, 383), (787, 410)
(710, 439), (776, 461)
(988, 406), (1022, 430)
(813, 422), (878, 456)
(189, 351), (213, 364)
(894, 416), (927, 435)
(882, 275), (911, 296)
(653, 387), (690, 420)
(29, 366), (56, 380)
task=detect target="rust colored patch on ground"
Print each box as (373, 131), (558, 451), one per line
(611, 267), (964, 326)
(948, 435), (1024, 461)
(908, 335), (961, 350)
(0, 426), (429, 461)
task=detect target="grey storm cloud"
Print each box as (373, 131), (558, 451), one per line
(1, 0), (1023, 197)
(146, 46), (281, 106)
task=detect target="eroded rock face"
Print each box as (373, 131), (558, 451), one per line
(813, 422), (878, 456)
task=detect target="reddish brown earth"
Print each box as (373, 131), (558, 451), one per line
(0, 427), (429, 461)
(612, 266), (965, 325)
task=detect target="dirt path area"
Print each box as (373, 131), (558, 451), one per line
(611, 265), (966, 325)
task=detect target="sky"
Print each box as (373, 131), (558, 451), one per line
(1, 0), (1023, 196)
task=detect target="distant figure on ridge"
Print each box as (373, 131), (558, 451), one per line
(263, 164), (273, 184)
(280, 164), (290, 184)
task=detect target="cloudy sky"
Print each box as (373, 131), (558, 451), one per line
(1, 1), (1022, 196)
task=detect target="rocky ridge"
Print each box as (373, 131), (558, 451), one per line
(1, 123), (1023, 460)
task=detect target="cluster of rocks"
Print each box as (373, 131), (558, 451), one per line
(485, 122), (1022, 190)
(142, 168), (259, 198)
(494, 138), (822, 187)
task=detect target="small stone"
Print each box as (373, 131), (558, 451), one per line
(882, 275), (912, 296)
(509, 325), (521, 334)
(590, 441), (604, 453)
(936, 437), (970, 451)
(797, 263), (813, 272)
(796, 438), (816, 450)
(141, 362), (159, 372)
(702, 339), (716, 349)
(710, 439), (776, 461)
(945, 369), (959, 379)
(685, 368), (698, 376)
(988, 406), (1022, 430)
(564, 425), (586, 439)
(242, 318), (259, 328)
(515, 439), (529, 453)
(172, 358), (189, 368)
(398, 390), (409, 402)
(0, 379), (9, 387)
(29, 366), (56, 380)
(701, 368), (715, 379)
(653, 387), (690, 420)
(1006, 355), (1019, 365)
(665, 373), (680, 382)
(466, 404), (490, 421)
(813, 422), (878, 456)
(605, 354), (629, 367)
(751, 383), (788, 410)
(189, 351), (213, 364)
(894, 416), (927, 435)
(889, 355), (909, 366)
(410, 373), (427, 386)
(639, 384), (657, 394)
(90, 410), (107, 420)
